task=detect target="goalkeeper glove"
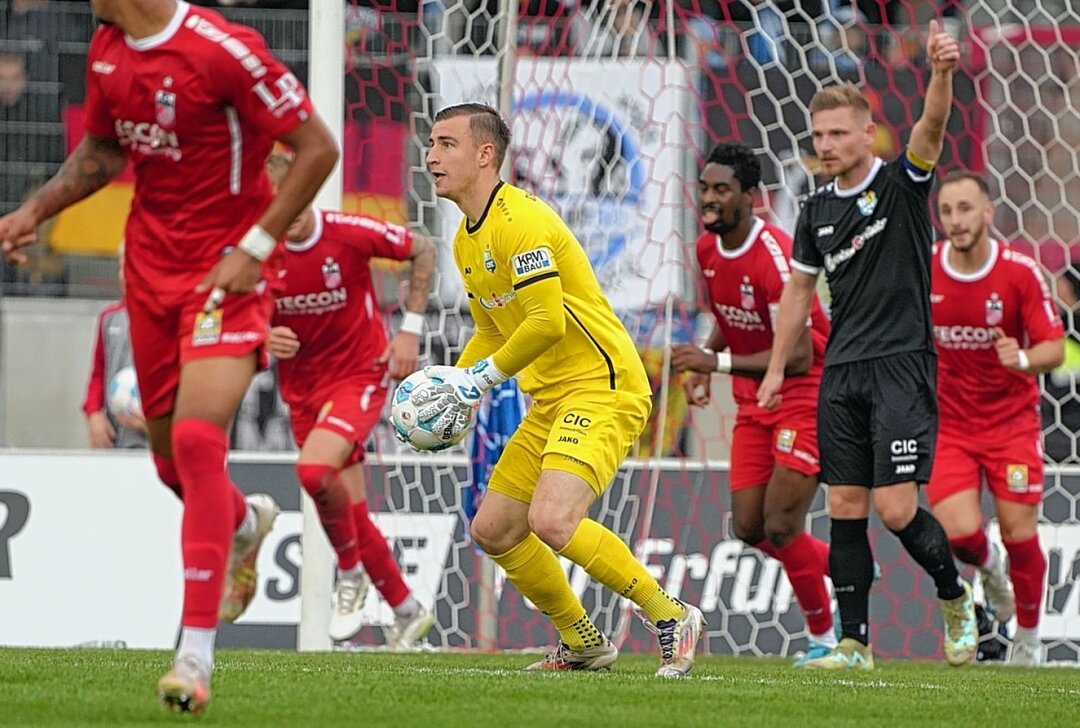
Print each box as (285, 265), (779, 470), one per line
(424, 357), (509, 408)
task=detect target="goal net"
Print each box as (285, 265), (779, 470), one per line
(320, 0), (1080, 661)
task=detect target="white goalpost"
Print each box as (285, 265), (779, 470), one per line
(298, 0), (344, 653)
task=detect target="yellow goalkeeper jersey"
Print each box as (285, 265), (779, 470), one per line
(452, 182), (649, 399)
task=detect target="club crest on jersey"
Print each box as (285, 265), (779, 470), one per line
(154, 89), (176, 128)
(483, 249), (496, 273)
(857, 190), (878, 216)
(740, 276), (756, 310)
(322, 257), (341, 289)
(985, 293), (1003, 326)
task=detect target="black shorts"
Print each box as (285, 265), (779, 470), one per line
(818, 350), (937, 488)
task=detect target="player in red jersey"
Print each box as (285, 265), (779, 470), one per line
(264, 152), (437, 648)
(0, 1), (337, 714)
(671, 143), (835, 663)
(929, 170), (1064, 667)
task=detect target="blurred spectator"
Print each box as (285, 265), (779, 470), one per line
(83, 299), (148, 448)
(82, 251), (148, 449)
(231, 364), (295, 452)
(856, 0), (910, 26)
(2, 1), (58, 83)
(518, 0), (590, 56)
(0, 50), (25, 106)
(0, 52), (29, 213)
(0, 47), (65, 294)
(676, 0), (863, 68)
(579, 0), (658, 59)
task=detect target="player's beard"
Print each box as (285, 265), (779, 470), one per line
(951, 219), (987, 253)
(703, 206), (742, 236)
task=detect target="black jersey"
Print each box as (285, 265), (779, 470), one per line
(791, 151), (936, 366)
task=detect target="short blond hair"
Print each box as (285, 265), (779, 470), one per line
(265, 150), (294, 187)
(809, 82), (872, 117)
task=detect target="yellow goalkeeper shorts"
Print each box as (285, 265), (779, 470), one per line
(486, 386), (652, 503)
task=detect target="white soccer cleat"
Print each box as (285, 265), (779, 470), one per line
(329, 569), (372, 642)
(157, 655), (210, 716)
(649, 603), (706, 678)
(524, 639), (619, 671)
(219, 493), (279, 623)
(1008, 630), (1044, 667)
(978, 544), (1016, 623)
(386, 603), (436, 650)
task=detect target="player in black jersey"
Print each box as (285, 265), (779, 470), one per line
(758, 21), (977, 669)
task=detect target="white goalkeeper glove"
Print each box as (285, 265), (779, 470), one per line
(398, 378), (476, 448)
(424, 357), (509, 408)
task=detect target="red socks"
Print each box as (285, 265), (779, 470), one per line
(171, 419), (235, 629)
(152, 452), (183, 500)
(353, 499), (410, 608)
(153, 451), (246, 529)
(949, 530), (990, 567)
(296, 464), (361, 572)
(1004, 536), (1047, 630)
(773, 533), (833, 635)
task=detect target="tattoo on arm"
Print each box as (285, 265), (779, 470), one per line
(32, 135), (126, 220)
(405, 235), (436, 314)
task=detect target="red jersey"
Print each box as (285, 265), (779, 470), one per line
(931, 239), (1064, 430)
(272, 209), (413, 406)
(696, 217), (830, 409)
(83, 1), (313, 285)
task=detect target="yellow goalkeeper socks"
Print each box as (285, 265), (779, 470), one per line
(490, 533), (603, 651)
(559, 518), (686, 624)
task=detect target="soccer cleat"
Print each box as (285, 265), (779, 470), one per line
(524, 639), (619, 671)
(1007, 631), (1043, 667)
(386, 604), (436, 651)
(157, 656), (210, 716)
(648, 602), (706, 678)
(941, 580), (978, 667)
(978, 544), (1016, 623)
(328, 569), (372, 642)
(219, 493), (280, 623)
(801, 637), (875, 670)
(792, 639), (836, 668)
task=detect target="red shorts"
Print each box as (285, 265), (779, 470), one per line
(126, 277), (274, 420)
(287, 374), (388, 467)
(729, 399), (820, 491)
(927, 417), (1044, 506)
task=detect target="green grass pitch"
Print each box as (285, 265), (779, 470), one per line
(2, 648), (1077, 727)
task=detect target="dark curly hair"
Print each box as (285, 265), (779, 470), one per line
(705, 143), (761, 193)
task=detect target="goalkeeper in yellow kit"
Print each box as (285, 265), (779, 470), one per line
(425, 103), (704, 676)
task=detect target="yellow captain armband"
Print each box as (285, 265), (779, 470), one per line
(905, 146), (936, 174)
